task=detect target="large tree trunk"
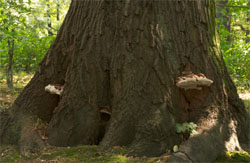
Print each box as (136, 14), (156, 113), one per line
(1, 0), (248, 162)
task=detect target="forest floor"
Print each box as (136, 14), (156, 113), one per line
(0, 72), (33, 109)
(0, 72), (250, 162)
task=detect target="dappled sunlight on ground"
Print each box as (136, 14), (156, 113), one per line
(0, 72), (33, 108)
(239, 92), (250, 101)
(0, 145), (167, 163)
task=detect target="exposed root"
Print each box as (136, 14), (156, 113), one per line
(167, 152), (193, 162)
(18, 115), (46, 156)
(167, 120), (242, 162)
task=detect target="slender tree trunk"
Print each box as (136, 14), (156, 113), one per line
(216, 0), (231, 42)
(246, 11), (250, 43)
(47, 0), (53, 36)
(56, 2), (60, 21)
(7, 39), (14, 89)
(1, 0), (248, 162)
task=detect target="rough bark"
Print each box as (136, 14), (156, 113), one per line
(1, 0), (249, 162)
(0, 108), (20, 145)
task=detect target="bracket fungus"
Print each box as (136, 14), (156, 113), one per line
(176, 73), (213, 90)
(45, 84), (64, 96)
(98, 106), (112, 143)
(99, 106), (112, 115)
(99, 106), (112, 121)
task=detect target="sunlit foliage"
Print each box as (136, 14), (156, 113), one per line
(216, 0), (250, 90)
(0, 0), (70, 73)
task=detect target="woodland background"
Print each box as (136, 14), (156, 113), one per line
(0, 0), (249, 90)
(0, 0), (249, 162)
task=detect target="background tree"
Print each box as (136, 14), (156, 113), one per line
(1, 0), (249, 162)
(0, 0), (70, 82)
(216, 0), (231, 41)
(0, 0), (31, 88)
(216, 0), (250, 90)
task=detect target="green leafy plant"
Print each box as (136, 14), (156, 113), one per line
(176, 122), (198, 136)
(214, 150), (250, 162)
(173, 145), (178, 153)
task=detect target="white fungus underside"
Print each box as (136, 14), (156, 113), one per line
(176, 77), (213, 90)
(45, 85), (63, 95)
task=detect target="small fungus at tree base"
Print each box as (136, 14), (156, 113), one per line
(99, 106), (112, 115)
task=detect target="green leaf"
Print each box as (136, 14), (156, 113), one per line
(191, 130), (199, 136)
(175, 123), (182, 133)
(173, 145), (178, 153)
(188, 122), (197, 130)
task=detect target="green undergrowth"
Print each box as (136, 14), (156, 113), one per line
(244, 100), (250, 110)
(0, 145), (165, 163)
(214, 151), (250, 163)
(1, 145), (249, 163)
(243, 100), (250, 116)
(0, 71), (33, 109)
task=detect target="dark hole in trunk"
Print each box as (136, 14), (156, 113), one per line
(97, 111), (111, 144)
(43, 94), (60, 122)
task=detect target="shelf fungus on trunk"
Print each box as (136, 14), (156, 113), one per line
(98, 106), (112, 143)
(45, 84), (64, 96)
(176, 73), (213, 90)
(99, 106), (112, 121)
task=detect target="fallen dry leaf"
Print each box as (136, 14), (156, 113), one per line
(162, 155), (170, 159)
(112, 146), (121, 149)
(1, 153), (6, 157)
